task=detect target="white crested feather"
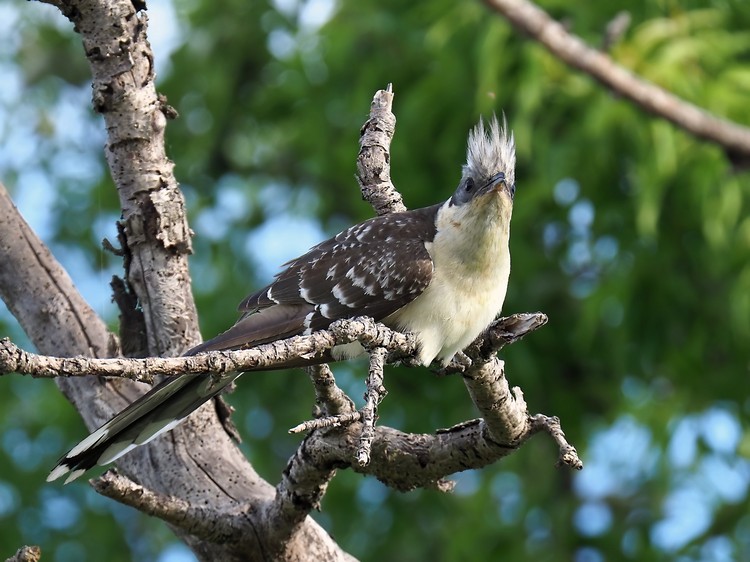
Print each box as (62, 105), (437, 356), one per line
(464, 115), (516, 188)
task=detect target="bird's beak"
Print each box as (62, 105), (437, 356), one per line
(482, 172), (508, 196)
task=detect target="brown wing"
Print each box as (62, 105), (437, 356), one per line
(186, 204), (440, 355)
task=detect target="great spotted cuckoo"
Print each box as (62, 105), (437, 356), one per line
(48, 116), (517, 483)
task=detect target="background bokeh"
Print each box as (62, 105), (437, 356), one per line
(1, 0), (749, 560)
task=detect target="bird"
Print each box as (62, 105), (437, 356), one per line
(47, 116), (517, 484)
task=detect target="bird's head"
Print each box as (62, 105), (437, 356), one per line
(450, 115), (516, 209)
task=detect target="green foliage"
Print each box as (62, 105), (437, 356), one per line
(1, 0), (749, 560)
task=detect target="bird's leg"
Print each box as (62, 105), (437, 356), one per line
(356, 346), (388, 466)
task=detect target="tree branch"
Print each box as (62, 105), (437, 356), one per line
(263, 434), (340, 552)
(0, 317), (417, 380)
(357, 84), (406, 215)
(0, 180), (138, 445)
(0, 183), (119, 363)
(484, 0), (750, 159)
(41, 0), (200, 357)
(356, 347), (388, 466)
(19, 0), (357, 559)
(269, 313), (577, 499)
(304, 363), (357, 417)
(529, 414), (582, 470)
(439, 312), (548, 375)
(2, 303), (569, 543)
(91, 470), (246, 543)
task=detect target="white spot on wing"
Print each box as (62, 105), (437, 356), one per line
(355, 225), (372, 241)
(384, 289), (400, 301)
(303, 310), (315, 334)
(266, 286), (279, 304)
(299, 284), (314, 304)
(332, 283), (356, 307)
(348, 265), (380, 296)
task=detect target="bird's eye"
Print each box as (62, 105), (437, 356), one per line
(510, 183), (516, 198)
(464, 178), (475, 192)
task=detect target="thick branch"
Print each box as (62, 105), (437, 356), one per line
(0, 180), (139, 447)
(91, 470), (245, 543)
(22, 1), (357, 559)
(275, 314), (577, 496)
(301, 408), (579, 494)
(484, 0), (750, 158)
(41, 0), (199, 357)
(0, 183), (119, 362)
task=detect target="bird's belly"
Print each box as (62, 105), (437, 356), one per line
(385, 261), (509, 366)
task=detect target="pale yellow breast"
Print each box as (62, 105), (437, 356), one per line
(386, 199), (511, 366)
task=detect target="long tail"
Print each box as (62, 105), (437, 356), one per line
(47, 370), (243, 484)
(47, 296), (345, 484)
(48, 343), (335, 484)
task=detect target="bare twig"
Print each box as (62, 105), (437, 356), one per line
(292, 364), (362, 434)
(289, 412), (362, 434)
(357, 84), (406, 216)
(529, 414), (583, 470)
(484, 0), (750, 158)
